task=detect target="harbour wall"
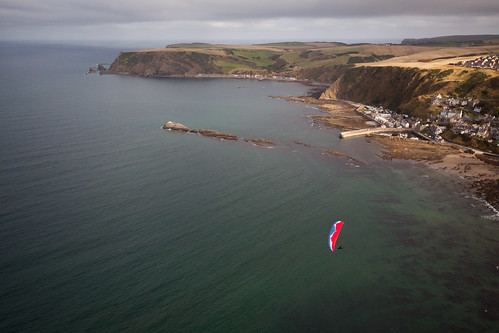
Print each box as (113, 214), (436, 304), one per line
(339, 128), (414, 138)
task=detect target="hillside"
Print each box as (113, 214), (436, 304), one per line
(107, 39), (499, 118)
(318, 66), (498, 118)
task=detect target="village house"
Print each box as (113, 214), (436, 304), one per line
(440, 109), (463, 119)
(490, 127), (499, 142)
(357, 97), (497, 146)
(455, 55), (499, 70)
(431, 94), (443, 105)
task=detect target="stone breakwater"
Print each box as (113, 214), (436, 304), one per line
(340, 127), (413, 138)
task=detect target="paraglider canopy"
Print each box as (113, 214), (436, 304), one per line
(329, 221), (344, 252)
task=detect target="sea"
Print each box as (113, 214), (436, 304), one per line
(1, 42), (498, 332)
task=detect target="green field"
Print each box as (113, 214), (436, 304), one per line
(214, 49), (279, 73)
(163, 40), (499, 75)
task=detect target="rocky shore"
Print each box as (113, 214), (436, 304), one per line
(373, 135), (499, 211)
(162, 95), (498, 212)
(307, 99), (499, 211)
(270, 96), (376, 130)
(271, 96), (499, 211)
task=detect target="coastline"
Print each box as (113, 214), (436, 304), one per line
(100, 71), (320, 85)
(373, 135), (499, 210)
(105, 66), (498, 212)
(282, 96), (499, 212)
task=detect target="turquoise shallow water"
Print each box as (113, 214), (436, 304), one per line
(1, 43), (498, 332)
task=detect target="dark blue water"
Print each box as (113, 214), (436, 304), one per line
(1, 43), (498, 332)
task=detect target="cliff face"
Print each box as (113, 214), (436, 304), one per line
(320, 66), (498, 117)
(107, 51), (223, 77)
(319, 66), (444, 117)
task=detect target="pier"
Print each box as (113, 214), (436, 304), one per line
(340, 127), (416, 139)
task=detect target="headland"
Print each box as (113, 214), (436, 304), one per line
(103, 35), (499, 210)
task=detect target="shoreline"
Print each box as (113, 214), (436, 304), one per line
(280, 95), (499, 212)
(372, 135), (499, 210)
(101, 71), (328, 86)
(105, 71), (498, 212)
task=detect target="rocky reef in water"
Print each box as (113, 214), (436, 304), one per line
(198, 129), (238, 140)
(86, 64), (109, 75)
(162, 121), (194, 132)
(162, 121), (237, 140)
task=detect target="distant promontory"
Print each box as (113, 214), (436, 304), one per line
(107, 36), (499, 119)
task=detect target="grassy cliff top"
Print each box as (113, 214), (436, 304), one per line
(123, 41), (499, 74)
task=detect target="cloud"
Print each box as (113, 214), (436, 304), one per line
(2, 0), (499, 25)
(1, 0), (498, 42)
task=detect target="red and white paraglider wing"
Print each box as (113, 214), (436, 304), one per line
(329, 221), (344, 252)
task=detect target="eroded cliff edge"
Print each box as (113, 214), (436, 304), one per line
(300, 65), (497, 118)
(317, 66), (446, 118)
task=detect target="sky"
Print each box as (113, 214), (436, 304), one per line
(0, 0), (498, 46)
